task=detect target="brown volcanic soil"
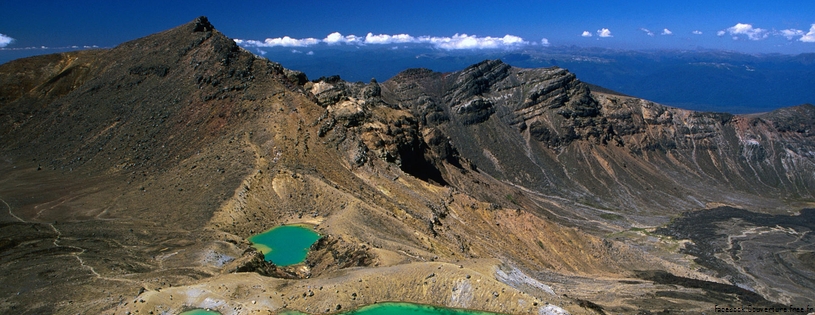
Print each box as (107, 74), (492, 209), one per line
(1, 17), (814, 315)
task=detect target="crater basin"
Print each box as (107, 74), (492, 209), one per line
(248, 225), (320, 266)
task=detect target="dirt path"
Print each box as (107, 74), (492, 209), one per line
(0, 196), (26, 223)
(1, 194), (143, 286)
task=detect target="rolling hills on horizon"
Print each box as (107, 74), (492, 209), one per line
(1, 17), (814, 315)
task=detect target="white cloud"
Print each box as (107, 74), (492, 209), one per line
(364, 33), (416, 44)
(581, 31), (592, 37)
(692, 30), (703, 35)
(323, 32), (362, 45)
(267, 36), (319, 47)
(640, 28), (654, 36)
(235, 36), (320, 47)
(799, 24), (815, 42)
(597, 28), (612, 38)
(0, 33), (14, 47)
(541, 38), (550, 46)
(291, 49), (302, 53)
(780, 29), (805, 40)
(720, 23), (768, 40)
(426, 33), (528, 50)
(236, 32), (531, 50)
(717, 30), (726, 36)
(662, 28), (673, 35)
(307, 51), (314, 55)
(500, 34), (527, 45)
(323, 32), (347, 44)
(0, 43), (102, 51)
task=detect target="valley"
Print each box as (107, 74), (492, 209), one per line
(1, 17), (814, 315)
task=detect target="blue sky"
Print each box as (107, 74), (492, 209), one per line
(1, 0), (815, 61)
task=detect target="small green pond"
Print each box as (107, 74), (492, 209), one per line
(283, 302), (505, 315)
(248, 225), (321, 266)
(178, 309), (220, 315)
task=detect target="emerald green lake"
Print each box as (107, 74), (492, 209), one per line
(283, 302), (505, 315)
(342, 303), (504, 315)
(178, 309), (220, 315)
(248, 225), (321, 266)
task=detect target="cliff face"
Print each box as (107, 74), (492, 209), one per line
(369, 60), (815, 214)
(1, 17), (814, 315)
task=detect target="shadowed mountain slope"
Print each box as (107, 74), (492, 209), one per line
(376, 60), (815, 216)
(1, 17), (813, 314)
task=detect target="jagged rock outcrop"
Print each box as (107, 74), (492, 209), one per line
(305, 235), (376, 275)
(221, 247), (310, 279)
(378, 60), (615, 148)
(312, 71), (462, 184)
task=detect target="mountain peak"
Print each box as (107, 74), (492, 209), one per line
(191, 16), (214, 32)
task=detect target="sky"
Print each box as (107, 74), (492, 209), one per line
(1, 0), (815, 63)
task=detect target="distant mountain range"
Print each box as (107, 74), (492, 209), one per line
(254, 45), (815, 114)
(5, 38), (814, 115)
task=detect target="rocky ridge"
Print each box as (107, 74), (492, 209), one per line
(311, 58), (815, 216)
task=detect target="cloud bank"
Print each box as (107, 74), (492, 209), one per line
(428, 33), (528, 50)
(234, 36), (320, 47)
(0, 33), (14, 48)
(236, 32), (532, 50)
(717, 22), (815, 42)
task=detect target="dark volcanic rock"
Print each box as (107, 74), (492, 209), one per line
(306, 235), (376, 275)
(191, 16), (214, 32)
(454, 98), (495, 125)
(383, 60), (611, 148)
(376, 59), (815, 213)
(653, 207), (815, 305)
(445, 60), (511, 102)
(635, 270), (783, 306)
(222, 247), (310, 279)
(222, 247), (277, 275)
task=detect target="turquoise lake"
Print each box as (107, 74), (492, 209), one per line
(248, 225), (321, 266)
(339, 302), (504, 315)
(181, 302), (505, 315)
(283, 302), (505, 315)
